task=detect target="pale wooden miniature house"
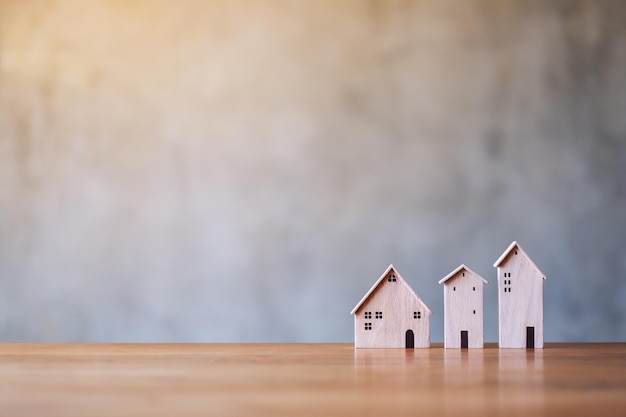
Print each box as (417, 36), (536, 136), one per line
(351, 265), (432, 349)
(494, 241), (547, 348)
(439, 264), (487, 349)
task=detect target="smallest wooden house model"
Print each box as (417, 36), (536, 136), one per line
(439, 265), (487, 349)
(351, 265), (432, 348)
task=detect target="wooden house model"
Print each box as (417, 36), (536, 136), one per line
(439, 264), (487, 349)
(494, 241), (546, 348)
(351, 265), (432, 348)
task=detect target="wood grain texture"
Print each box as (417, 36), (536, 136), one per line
(439, 265), (487, 349)
(495, 242), (546, 348)
(0, 343), (625, 417)
(352, 265), (431, 348)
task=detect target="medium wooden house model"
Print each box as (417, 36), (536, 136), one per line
(494, 241), (546, 348)
(351, 265), (432, 348)
(439, 264), (487, 349)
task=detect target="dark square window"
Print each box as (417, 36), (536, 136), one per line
(365, 322), (372, 330)
(388, 274), (396, 282)
(364, 312), (372, 319)
(375, 311), (383, 319)
(413, 311), (421, 319)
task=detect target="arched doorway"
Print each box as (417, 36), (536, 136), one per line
(405, 329), (414, 349)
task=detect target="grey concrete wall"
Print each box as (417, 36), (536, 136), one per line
(0, 0), (625, 342)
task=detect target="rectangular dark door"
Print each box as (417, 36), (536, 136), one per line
(526, 327), (535, 349)
(461, 331), (468, 349)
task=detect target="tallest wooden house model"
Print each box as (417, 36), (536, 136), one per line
(494, 241), (547, 348)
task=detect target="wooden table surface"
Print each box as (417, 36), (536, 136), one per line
(0, 343), (625, 416)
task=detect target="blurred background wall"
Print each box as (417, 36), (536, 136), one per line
(0, 0), (625, 342)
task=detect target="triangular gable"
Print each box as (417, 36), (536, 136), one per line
(438, 264), (488, 285)
(493, 241), (546, 279)
(351, 264), (433, 315)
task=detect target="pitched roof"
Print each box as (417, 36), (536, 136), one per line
(493, 241), (547, 279)
(350, 264), (433, 315)
(438, 264), (488, 285)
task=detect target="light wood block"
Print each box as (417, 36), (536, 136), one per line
(494, 241), (546, 348)
(351, 265), (432, 348)
(439, 264), (487, 348)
